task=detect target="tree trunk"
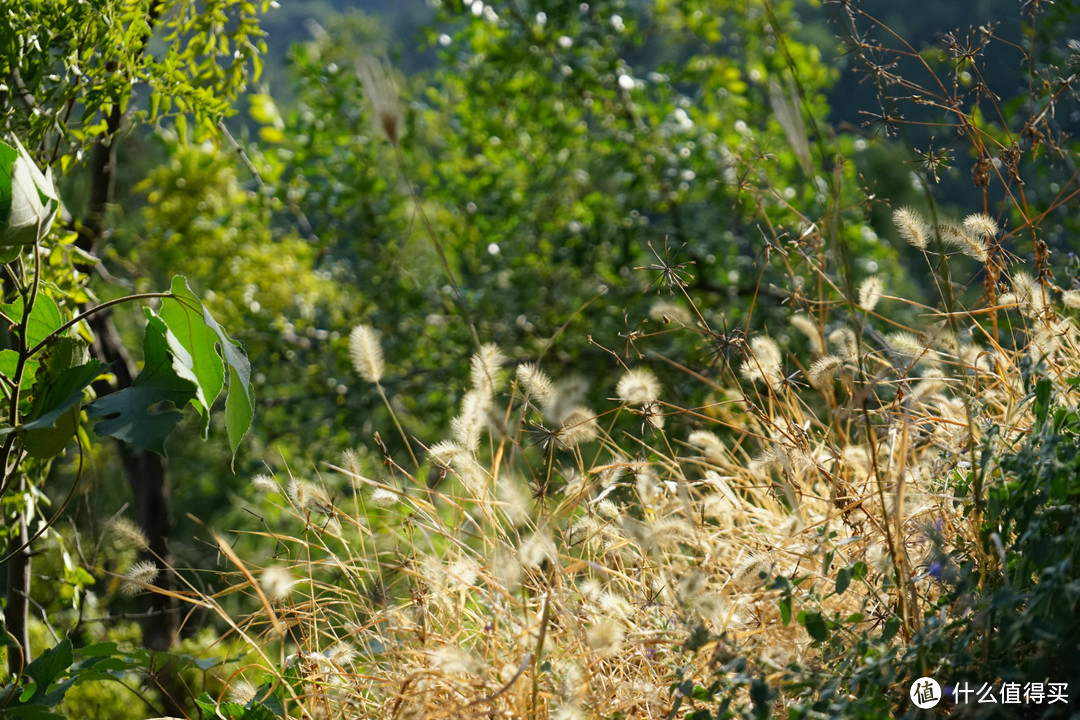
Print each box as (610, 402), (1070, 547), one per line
(82, 110), (184, 718)
(4, 476), (31, 678)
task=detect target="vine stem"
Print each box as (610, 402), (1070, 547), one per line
(25, 291), (177, 359)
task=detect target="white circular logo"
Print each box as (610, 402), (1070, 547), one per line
(910, 677), (942, 709)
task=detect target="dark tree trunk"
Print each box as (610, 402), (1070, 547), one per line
(4, 477), (31, 678)
(81, 108), (184, 718)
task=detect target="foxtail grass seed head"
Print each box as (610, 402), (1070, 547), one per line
(789, 313), (824, 355)
(356, 56), (402, 146)
(516, 362), (556, 409)
(559, 406), (600, 448)
(858, 276), (884, 312)
(829, 327), (858, 361)
(430, 646), (481, 676)
(122, 560), (159, 596)
(616, 367), (661, 405)
(585, 618), (624, 656)
(886, 331), (925, 361)
(287, 478), (336, 516)
(807, 355), (843, 391)
(740, 336), (783, 389)
(520, 531), (557, 568)
(452, 389), (492, 452)
(470, 343), (507, 396)
(340, 448), (362, 477)
(108, 516), (149, 552)
(228, 680), (257, 705)
(894, 207), (929, 249)
(369, 486), (399, 507)
(938, 222), (988, 262)
(428, 439), (463, 468)
(260, 566), (297, 601)
(251, 473), (278, 495)
(349, 324), (384, 384)
(963, 213), (999, 239)
(325, 642), (357, 666)
(687, 430), (725, 461)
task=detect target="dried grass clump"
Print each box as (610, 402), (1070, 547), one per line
(159, 207), (1080, 719)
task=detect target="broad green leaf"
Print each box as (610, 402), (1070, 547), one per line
(22, 638), (73, 705)
(21, 352), (103, 459)
(87, 313), (197, 455)
(157, 277), (224, 431)
(157, 276), (253, 463)
(0, 136), (60, 248)
(4, 294), (63, 350)
(23, 345), (100, 430)
(0, 349), (39, 390)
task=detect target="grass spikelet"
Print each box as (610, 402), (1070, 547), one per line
(349, 324), (384, 383)
(829, 327), (859, 361)
(121, 560), (159, 596)
(260, 566), (296, 601)
(356, 56), (402, 146)
(807, 355), (843, 391)
(741, 336), (783, 389)
(894, 206), (929, 249)
(937, 222), (988, 262)
(517, 362), (556, 409)
(286, 478), (335, 516)
(107, 516), (149, 552)
(470, 343), (507, 396)
(369, 487), (399, 507)
(1064, 289), (1080, 309)
(452, 389), (492, 453)
(520, 531), (557, 568)
(428, 440), (463, 468)
(585, 618), (625, 656)
(858, 275), (884, 312)
(616, 367), (661, 405)
(688, 430), (725, 460)
(251, 473), (278, 495)
(886, 331), (925, 360)
(325, 642), (357, 666)
(559, 406), (600, 448)
(789, 313), (824, 355)
(963, 213), (999, 239)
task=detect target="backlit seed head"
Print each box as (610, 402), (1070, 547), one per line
(894, 207), (929, 249)
(260, 566), (297, 601)
(349, 324), (384, 384)
(616, 368), (661, 405)
(108, 516), (149, 552)
(122, 560), (159, 596)
(356, 56), (402, 146)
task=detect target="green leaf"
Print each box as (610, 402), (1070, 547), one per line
(19, 344), (103, 458)
(881, 616), (902, 642)
(1034, 377), (1052, 429)
(157, 276), (253, 463)
(0, 349), (39, 389)
(0, 136), (60, 247)
(4, 294), (63, 350)
(21, 638), (73, 706)
(86, 313), (197, 455)
(800, 611), (829, 642)
(835, 566), (852, 595)
(778, 594), (792, 625)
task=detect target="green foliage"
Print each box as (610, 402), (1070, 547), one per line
(0, 0), (270, 154)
